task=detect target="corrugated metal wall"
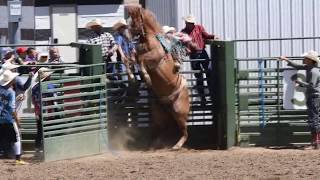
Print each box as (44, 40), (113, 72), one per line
(145, 0), (177, 27)
(146, 0), (320, 59)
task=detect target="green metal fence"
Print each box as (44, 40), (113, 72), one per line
(40, 64), (107, 161)
(234, 37), (319, 147)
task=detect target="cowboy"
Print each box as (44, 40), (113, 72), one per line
(162, 25), (197, 70)
(86, 18), (118, 79)
(0, 62), (33, 114)
(31, 68), (55, 151)
(279, 50), (320, 149)
(113, 18), (136, 81)
(181, 15), (218, 104)
(0, 70), (29, 165)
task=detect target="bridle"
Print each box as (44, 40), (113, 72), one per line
(128, 8), (147, 43)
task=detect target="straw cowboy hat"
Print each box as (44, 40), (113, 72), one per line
(112, 18), (128, 30)
(86, 18), (104, 29)
(36, 67), (53, 82)
(183, 15), (196, 24)
(162, 26), (176, 34)
(302, 50), (320, 64)
(0, 70), (19, 86)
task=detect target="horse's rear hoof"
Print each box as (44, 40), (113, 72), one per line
(171, 145), (181, 151)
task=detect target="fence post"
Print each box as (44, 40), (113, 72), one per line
(209, 40), (236, 149)
(71, 43), (103, 76)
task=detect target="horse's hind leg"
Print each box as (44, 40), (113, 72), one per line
(172, 116), (188, 150)
(172, 88), (190, 150)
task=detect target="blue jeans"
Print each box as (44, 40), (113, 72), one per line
(190, 50), (213, 100)
(306, 96), (320, 133)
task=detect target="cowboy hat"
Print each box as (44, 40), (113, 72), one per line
(1, 61), (20, 71)
(162, 26), (176, 34)
(36, 67), (53, 82)
(86, 18), (104, 29)
(183, 15), (196, 24)
(112, 18), (128, 30)
(0, 61), (20, 76)
(0, 70), (19, 86)
(301, 50), (320, 64)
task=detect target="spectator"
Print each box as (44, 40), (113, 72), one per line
(25, 48), (38, 62)
(0, 62), (33, 114)
(48, 47), (64, 74)
(31, 68), (55, 151)
(113, 18), (136, 82)
(0, 70), (29, 165)
(25, 48), (38, 73)
(15, 47), (30, 74)
(279, 51), (320, 149)
(15, 47), (28, 65)
(86, 18), (118, 79)
(48, 47), (64, 64)
(1, 47), (15, 64)
(181, 15), (218, 104)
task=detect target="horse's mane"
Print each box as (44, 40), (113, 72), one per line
(127, 6), (161, 34)
(142, 9), (161, 34)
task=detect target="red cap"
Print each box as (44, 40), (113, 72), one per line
(16, 47), (28, 54)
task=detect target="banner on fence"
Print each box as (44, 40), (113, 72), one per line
(283, 69), (307, 109)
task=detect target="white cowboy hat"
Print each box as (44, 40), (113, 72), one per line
(0, 61), (20, 75)
(1, 61), (20, 71)
(162, 26), (176, 34)
(86, 18), (104, 29)
(112, 18), (128, 30)
(301, 50), (320, 64)
(36, 67), (53, 82)
(0, 70), (19, 86)
(183, 15), (196, 24)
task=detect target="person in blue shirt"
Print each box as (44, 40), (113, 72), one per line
(113, 18), (137, 82)
(0, 70), (28, 165)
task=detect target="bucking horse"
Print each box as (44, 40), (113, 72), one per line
(125, 6), (190, 150)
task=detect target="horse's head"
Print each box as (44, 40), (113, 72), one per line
(126, 5), (146, 39)
(126, 6), (161, 41)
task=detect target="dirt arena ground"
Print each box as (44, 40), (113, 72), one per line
(0, 147), (319, 180)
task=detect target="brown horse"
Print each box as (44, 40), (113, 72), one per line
(126, 6), (190, 150)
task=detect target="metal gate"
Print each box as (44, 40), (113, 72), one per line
(40, 63), (107, 161)
(107, 41), (235, 150)
(236, 37), (320, 147)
